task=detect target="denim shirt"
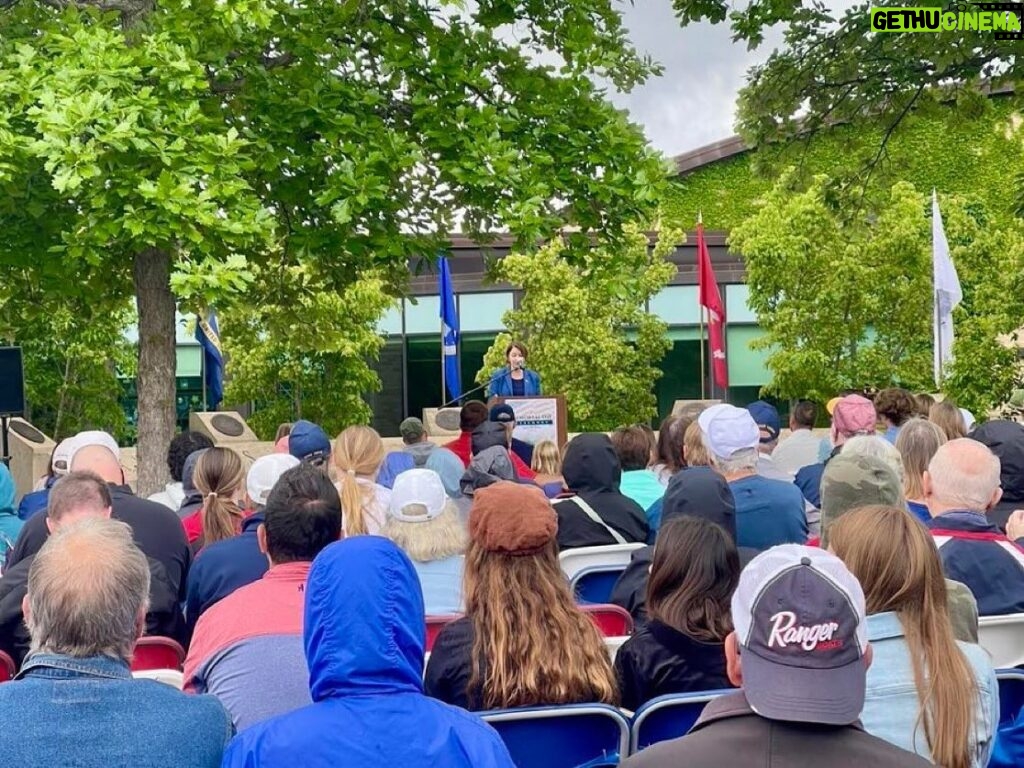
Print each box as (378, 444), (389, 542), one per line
(0, 652), (233, 768)
(862, 612), (999, 768)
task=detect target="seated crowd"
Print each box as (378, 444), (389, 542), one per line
(0, 387), (1021, 768)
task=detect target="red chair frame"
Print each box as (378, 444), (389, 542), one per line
(131, 636), (186, 672)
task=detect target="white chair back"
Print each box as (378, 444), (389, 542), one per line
(132, 669), (184, 689)
(977, 612), (1024, 668)
(559, 544), (645, 582)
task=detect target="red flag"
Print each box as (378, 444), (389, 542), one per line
(697, 219), (728, 388)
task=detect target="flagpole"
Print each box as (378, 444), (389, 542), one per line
(440, 316), (447, 405)
(934, 289), (942, 386)
(697, 211), (707, 400)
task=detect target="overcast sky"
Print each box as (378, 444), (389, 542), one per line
(602, 0), (783, 159)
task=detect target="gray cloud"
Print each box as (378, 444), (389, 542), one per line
(602, 0), (783, 157)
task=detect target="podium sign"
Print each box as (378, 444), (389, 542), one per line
(498, 395), (568, 449)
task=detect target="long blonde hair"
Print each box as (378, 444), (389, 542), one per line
(333, 425), (385, 536)
(683, 420), (711, 467)
(463, 538), (618, 709)
(896, 419), (947, 500)
(530, 440), (562, 475)
(929, 400), (967, 440)
(194, 447), (245, 546)
(830, 505), (978, 768)
(381, 505), (467, 562)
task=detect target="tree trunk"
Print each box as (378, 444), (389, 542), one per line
(133, 248), (176, 497)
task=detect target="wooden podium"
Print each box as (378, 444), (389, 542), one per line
(497, 395), (568, 448)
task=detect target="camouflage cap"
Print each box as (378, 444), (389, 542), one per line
(820, 452), (904, 547)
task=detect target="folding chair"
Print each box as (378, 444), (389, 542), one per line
(571, 566), (630, 605)
(978, 613), (1024, 668)
(630, 689), (732, 753)
(579, 604), (634, 637)
(559, 544), (645, 584)
(483, 703), (630, 768)
(0, 650), (15, 682)
(131, 636), (186, 672)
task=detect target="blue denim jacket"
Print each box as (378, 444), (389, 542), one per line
(861, 612), (999, 767)
(0, 653), (233, 768)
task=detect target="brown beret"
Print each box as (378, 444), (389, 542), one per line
(469, 481), (557, 556)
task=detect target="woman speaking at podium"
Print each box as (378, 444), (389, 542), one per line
(487, 341), (542, 398)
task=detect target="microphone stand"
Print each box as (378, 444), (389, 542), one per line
(439, 366), (519, 409)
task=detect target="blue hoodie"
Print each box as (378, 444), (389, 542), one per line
(221, 537), (514, 767)
(0, 465), (23, 566)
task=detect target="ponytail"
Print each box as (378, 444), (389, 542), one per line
(194, 448), (245, 547)
(333, 426), (385, 537)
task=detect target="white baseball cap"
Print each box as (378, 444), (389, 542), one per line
(51, 438), (76, 476)
(389, 469), (448, 523)
(247, 454), (300, 507)
(68, 430), (121, 469)
(698, 404), (760, 459)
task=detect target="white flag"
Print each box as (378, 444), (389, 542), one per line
(932, 190), (962, 385)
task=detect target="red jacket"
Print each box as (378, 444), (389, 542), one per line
(443, 432), (536, 481)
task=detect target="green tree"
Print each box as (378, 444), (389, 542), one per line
(218, 263), (394, 440)
(669, 0), (1021, 203)
(475, 225), (678, 431)
(732, 173), (1024, 410)
(0, 0), (667, 494)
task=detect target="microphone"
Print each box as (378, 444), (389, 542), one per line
(513, 360), (525, 371)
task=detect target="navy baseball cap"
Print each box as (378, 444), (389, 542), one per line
(732, 545), (869, 725)
(289, 420), (331, 466)
(489, 404), (516, 424)
(746, 400), (781, 442)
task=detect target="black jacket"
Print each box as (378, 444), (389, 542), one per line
(610, 468), (753, 622)
(970, 420), (1024, 531)
(554, 434), (648, 549)
(424, 617), (479, 710)
(6, 484), (191, 604)
(0, 549), (184, 666)
(614, 619), (732, 711)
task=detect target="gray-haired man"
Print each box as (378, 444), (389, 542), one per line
(0, 518), (232, 767)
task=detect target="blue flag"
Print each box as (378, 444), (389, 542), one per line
(439, 257), (461, 401)
(195, 309), (224, 410)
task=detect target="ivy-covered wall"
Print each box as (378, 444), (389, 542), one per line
(663, 95), (1024, 231)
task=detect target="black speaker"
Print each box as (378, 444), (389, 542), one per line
(0, 347), (25, 416)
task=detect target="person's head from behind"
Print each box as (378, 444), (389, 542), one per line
(648, 517), (739, 642)
(874, 387), (917, 429)
(46, 471), (113, 535)
(399, 417), (428, 446)
(916, 392), (936, 419)
(259, 463), (342, 566)
(655, 415), (690, 475)
(25, 518), (149, 662)
(165, 431), (214, 483)
(820, 453), (903, 547)
(69, 444), (123, 485)
(288, 420), (332, 468)
(697, 405), (760, 477)
(610, 425), (652, 472)
(726, 545), (870, 725)
(829, 394), (877, 446)
(246, 453), (300, 510)
(745, 401), (781, 452)
(465, 481), (617, 708)
(929, 400), (967, 440)
(840, 435), (903, 482)
(302, 536), (427, 702)
(660, 466), (737, 538)
(333, 425), (385, 536)
(382, 469), (467, 563)
(683, 420), (711, 467)
(789, 400), (817, 431)
(896, 419), (947, 501)
(924, 438), (1002, 516)
(488, 404), (517, 442)
(829, 505), (978, 768)
(195, 447), (246, 546)
(459, 401), (488, 433)
(530, 440), (562, 476)
(274, 423), (293, 443)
